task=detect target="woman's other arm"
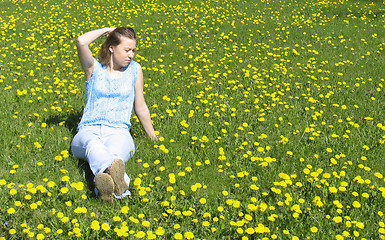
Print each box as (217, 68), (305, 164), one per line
(134, 64), (158, 140)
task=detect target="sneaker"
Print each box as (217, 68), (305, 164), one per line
(109, 159), (129, 196)
(95, 173), (114, 202)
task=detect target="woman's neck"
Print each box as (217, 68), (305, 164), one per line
(107, 58), (124, 72)
(106, 65), (124, 78)
(107, 65), (123, 72)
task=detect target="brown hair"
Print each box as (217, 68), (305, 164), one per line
(98, 27), (136, 66)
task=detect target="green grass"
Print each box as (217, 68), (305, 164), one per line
(1, 0), (385, 239)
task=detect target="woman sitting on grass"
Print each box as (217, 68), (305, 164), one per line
(71, 27), (157, 202)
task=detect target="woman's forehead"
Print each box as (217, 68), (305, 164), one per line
(118, 37), (136, 47)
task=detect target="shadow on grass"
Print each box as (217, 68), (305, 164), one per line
(78, 159), (95, 193)
(45, 110), (97, 194)
(45, 110), (82, 136)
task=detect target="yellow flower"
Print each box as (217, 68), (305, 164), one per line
(174, 232), (183, 239)
(71, 182), (84, 191)
(292, 49), (300, 55)
(34, 142), (42, 148)
(233, 200), (241, 208)
(335, 235), (344, 240)
(356, 222), (365, 229)
(352, 201), (361, 208)
(7, 208), (15, 214)
(155, 227), (165, 235)
(61, 176), (70, 182)
(0, 179), (6, 185)
(47, 181), (55, 188)
(60, 187), (69, 194)
(184, 231), (194, 239)
(311, 227), (318, 233)
(134, 178), (142, 187)
(101, 223), (110, 231)
(329, 186), (338, 193)
(9, 189), (17, 195)
(245, 228), (255, 234)
(36, 234), (45, 240)
(333, 216), (343, 223)
(202, 221), (210, 227)
(135, 231), (146, 238)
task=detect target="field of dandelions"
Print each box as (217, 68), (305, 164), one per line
(1, 0), (385, 239)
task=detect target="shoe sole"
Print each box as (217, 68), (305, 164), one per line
(95, 173), (114, 202)
(109, 159), (129, 196)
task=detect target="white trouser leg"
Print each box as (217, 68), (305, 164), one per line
(71, 125), (135, 198)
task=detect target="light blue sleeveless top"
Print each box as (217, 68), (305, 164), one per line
(78, 60), (138, 130)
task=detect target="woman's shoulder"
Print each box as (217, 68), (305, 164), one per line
(131, 60), (139, 67)
(132, 60), (142, 71)
(86, 59), (105, 82)
(92, 59), (106, 74)
(94, 59), (104, 68)
(124, 60), (141, 71)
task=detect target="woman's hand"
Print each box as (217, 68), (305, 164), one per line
(102, 27), (116, 37)
(150, 134), (159, 141)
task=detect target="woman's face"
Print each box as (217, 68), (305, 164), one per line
(109, 36), (136, 70)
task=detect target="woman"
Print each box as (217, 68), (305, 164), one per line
(71, 27), (157, 202)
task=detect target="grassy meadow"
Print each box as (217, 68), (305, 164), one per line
(1, 0), (385, 239)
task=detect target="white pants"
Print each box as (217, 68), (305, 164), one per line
(71, 124), (135, 198)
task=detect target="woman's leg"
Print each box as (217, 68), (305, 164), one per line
(71, 125), (115, 175)
(72, 125), (118, 200)
(102, 126), (135, 198)
(71, 125), (135, 198)
(103, 126), (136, 162)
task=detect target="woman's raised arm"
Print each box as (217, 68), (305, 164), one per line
(76, 28), (115, 81)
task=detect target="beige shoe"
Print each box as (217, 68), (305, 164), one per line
(95, 173), (114, 202)
(109, 159), (129, 196)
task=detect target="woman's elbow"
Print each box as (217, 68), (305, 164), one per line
(76, 36), (87, 47)
(135, 105), (149, 116)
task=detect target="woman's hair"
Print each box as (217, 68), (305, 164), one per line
(98, 27), (136, 66)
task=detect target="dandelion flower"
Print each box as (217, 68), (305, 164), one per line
(333, 216), (343, 223)
(7, 208), (16, 214)
(352, 201), (361, 208)
(155, 227), (165, 235)
(174, 232), (183, 239)
(184, 231), (194, 239)
(135, 231), (146, 238)
(101, 223), (110, 231)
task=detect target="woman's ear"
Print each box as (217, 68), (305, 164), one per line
(109, 46), (114, 53)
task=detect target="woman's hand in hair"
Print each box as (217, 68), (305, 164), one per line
(102, 27), (116, 37)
